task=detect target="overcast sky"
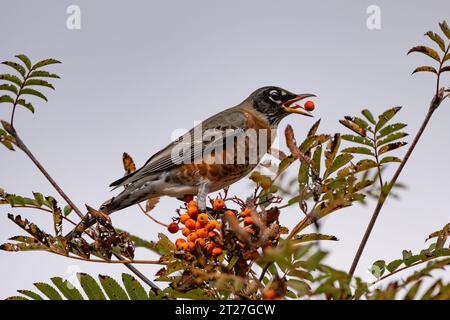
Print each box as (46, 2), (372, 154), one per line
(1, 0), (449, 298)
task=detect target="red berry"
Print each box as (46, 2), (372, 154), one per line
(304, 100), (315, 111)
(168, 222), (179, 234)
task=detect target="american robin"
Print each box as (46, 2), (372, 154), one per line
(102, 86), (314, 213)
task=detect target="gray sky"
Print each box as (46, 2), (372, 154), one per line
(1, 0), (449, 298)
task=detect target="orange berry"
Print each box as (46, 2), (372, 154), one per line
(197, 213), (209, 226)
(196, 228), (208, 238)
(182, 227), (191, 237)
(187, 205), (198, 218)
(187, 241), (195, 252)
(212, 247), (223, 256)
(195, 221), (203, 230)
(180, 214), (190, 225)
(195, 238), (206, 248)
(263, 289), (277, 300)
(168, 222), (179, 234)
(224, 210), (235, 217)
(175, 238), (186, 250)
(180, 242), (188, 251)
(206, 243), (215, 254)
(185, 219), (196, 230)
(241, 208), (251, 217)
(213, 199), (225, 210)
(187, 232), (198, 242)
(244, 217), (253, 225)
(209, 220), (220, 230)
(208, 231), (219, 238)
(187, 200), (197, 208)
(304, 100), (315, 111)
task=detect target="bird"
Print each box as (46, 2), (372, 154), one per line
(90, 86), (313, 221)
(65, 86), (314, 239)
(99, 86), (315, 215)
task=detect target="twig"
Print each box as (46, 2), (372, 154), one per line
(348, 88), (446, 277)
(137, 203), (169, 228)
(1, 120), (160, 290)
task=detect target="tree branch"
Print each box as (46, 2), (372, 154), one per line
(348, 88), (446, 277)
(1, 120), (160, 291)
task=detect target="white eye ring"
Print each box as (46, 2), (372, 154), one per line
(269, 90), (281, 103)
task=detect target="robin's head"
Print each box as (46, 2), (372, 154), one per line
(248, 86), (315, 125)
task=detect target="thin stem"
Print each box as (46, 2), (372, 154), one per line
(435, 44), (450, 96)
(10, 69), (30, 128)
(138, 203), (169, 228)
(348, 89), (444, 277)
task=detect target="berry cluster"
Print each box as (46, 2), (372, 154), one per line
(167, 198), (224, 259)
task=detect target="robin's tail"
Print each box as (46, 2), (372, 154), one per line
(65, 187), (157, 239)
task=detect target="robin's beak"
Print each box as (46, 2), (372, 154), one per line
(281, 93), (316, 117)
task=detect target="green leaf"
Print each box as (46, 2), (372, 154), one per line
(293, 233), (338, 243)
(307, 119), (321, 137)
(361, 109), (376, 125)
(378, 132), (408, 147)
(377, 123), (407, 139)
(0, 83), (18, 94)
(378, 142), (407, 155)
(32, 58), (61, 70)
(122, 274), (148, 300)
(1, 61), (26, 77)
(380, 156), (401, 164)
(407, 46), (440, 62)
(341, 147), (374, 156)
(339, 119), (366, 137)
(277, 156), (295, 175)
(386, 259), (403, 272)
(424, 31), (446, 52)
(375, 107), (402, 132)
(371, 260), (386, 277)
(63, 205), (73, 216)
(51, 277), (84, 300)
(17, 290), (43, 300)
(29, 70), (60, 78)
(6, 296), (29, 300)
(99, 275), (129, 300)
(312, 145), (322, 177)
(32, 192), (44, 206)
(439, 20), (450, 40)
(298, 160), (309, 186)
(324, 134), (341, 173)
(0, 74), (22, 86)
(20, 88), (48, 101)
(79, 273), (106, 300)
(34, 282), (63, 300)
(404, 281), (422, 300)
(17, 99), (35, 113)
(341, 134), (373, 147)
(412, 66), (438, 75)
(329, 154), (353, 175)
(443, 54), (450, 63)
(0, 242), (48, 252)
(0, 95), (14, 104)
(24, 79), (55, 90)
(15, 54), (32, 70)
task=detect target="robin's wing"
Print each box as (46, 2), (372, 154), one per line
(109, 107), (248, 188)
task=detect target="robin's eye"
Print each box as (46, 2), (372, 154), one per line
(268, 90), (281, 103)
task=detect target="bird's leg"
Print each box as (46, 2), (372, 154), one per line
(197, 182), (210, 211)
